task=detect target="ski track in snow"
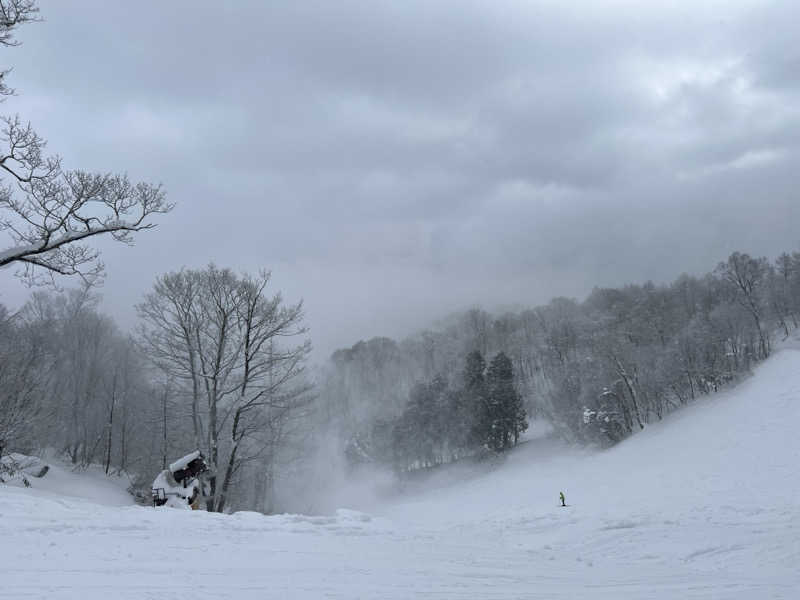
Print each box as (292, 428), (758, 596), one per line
(3, 350), (800, 598)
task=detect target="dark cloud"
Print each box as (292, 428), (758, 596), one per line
(1, 0), (798, 358)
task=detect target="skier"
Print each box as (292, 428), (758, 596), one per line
(559, 491), (566, 507)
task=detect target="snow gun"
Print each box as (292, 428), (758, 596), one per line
(151, 450), (209, 508)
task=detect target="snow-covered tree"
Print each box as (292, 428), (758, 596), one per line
(486, 352), (527, 451)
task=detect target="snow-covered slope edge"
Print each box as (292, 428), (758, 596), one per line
(1, 456), (134, 507)
(2, 350), (799, 599)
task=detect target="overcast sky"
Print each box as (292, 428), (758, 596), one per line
(1, 0), (798, 358)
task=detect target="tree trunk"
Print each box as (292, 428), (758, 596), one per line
(104, 376), (117, 475)
(613, 356), (644, 430)
(104, 401), (114, 474)
(119, 407), (127, 473)
(216, 408), (244, 513)
(206, 389), (219, 512)
(161, 387), (168, 470)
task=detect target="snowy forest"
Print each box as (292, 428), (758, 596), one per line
(4, 246), (800, 512)
(319, 250), (800, 470)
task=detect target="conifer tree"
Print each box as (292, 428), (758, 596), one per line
(486, 352), (528, 451)
(463, 350), (490, 448)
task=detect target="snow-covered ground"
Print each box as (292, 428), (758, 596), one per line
(3, 350), (799, 598)
(1, 456), (133, 507)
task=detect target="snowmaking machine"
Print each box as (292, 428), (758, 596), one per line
(151, 451), (209, 509)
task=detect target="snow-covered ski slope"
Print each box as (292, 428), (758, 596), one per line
(3, 350), (799, 599)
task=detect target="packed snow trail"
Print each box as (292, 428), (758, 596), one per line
(3, 350), (800, 598)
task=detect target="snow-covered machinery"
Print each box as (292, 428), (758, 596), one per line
(151, 451), (209, 509)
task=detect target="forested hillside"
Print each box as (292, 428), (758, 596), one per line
(319, 250), (800, 472)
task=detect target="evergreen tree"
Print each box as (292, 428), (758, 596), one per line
(486, 352), (528, 451)
(463, 350), (490, 449)
(463, 350), (486, 391)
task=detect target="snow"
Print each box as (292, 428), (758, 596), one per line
(1, 455), (132, 507)
(168, 450), (201, 473)
(3, 349), (800, 598)
(0, 222), (143, 267)
(0, 242), (39, 266)
(1, 453), (49, 479)
(151, 469), (198, 509)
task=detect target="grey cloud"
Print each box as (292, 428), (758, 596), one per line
(1, 0), (798, 359)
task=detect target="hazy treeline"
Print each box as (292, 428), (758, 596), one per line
(320, 250), (800, 458)
(347, 350), (528, 472)
(0, 288), (158, 477)
(2, 248), (799, 510)
(0, 265), (314, 513)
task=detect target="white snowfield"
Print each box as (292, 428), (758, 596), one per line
(3, 350), (800, 599)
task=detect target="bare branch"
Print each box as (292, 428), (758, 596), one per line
(0, 117), (173, 285)
(0, 0), (40, 96)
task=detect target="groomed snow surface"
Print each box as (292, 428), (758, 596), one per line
(3, 350), (800, 598)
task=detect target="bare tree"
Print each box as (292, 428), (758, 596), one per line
(215, 273), (312, 512)
(0, 1), (172, 285)
(770, 253), (797, 335)
(715, 252), (771, 359)
(137, 265), (312, 512)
